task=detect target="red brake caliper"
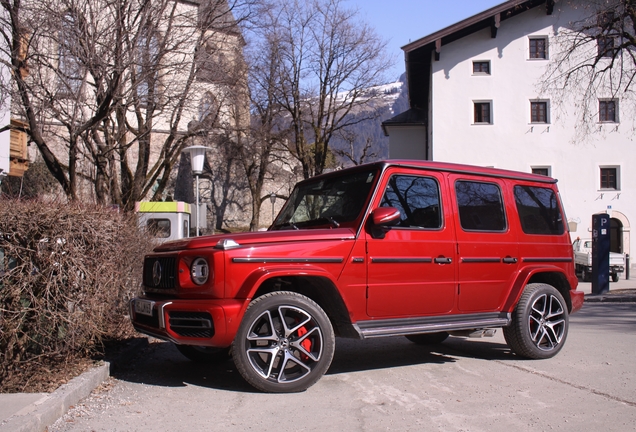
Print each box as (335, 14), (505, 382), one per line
(297, 326), (312, 360)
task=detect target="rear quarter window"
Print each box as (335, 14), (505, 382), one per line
(514, 185), (564, 235)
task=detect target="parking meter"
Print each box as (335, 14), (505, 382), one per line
(591, 213), (610, 294)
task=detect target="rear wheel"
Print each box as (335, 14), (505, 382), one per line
(232, 291), (335, 393)
(612, 273), (619, 282)
(503, 283), (569, 359)
(405, 332), (449, 345)
(175, 345), (231, 363)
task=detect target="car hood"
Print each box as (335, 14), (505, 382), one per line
(153, 228), (357, 252)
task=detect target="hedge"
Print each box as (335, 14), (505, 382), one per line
(0, 200), (155, 391)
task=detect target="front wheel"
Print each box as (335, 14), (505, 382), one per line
(503, 283), (569, 359)
(232, 291), (335, 393)
(612, 273), (620, 282)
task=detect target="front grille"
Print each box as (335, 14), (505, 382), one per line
(168, 311), (214, 338)
(143, 257), (177, 290)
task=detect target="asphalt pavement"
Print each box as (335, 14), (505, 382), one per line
(1, 278), (634, 432)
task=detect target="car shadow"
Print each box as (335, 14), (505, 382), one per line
(107, 340), (256, 393)
(107, 334), (515, 392)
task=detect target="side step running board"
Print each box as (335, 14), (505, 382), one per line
(353, 313), (511, 339)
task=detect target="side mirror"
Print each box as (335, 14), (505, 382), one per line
(369, 207), (401, 238)
(371, 207), (401, 226)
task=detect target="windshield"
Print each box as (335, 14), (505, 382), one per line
(271, 169), (378, 230)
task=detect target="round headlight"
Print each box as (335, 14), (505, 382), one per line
(190, 258), (209, 285)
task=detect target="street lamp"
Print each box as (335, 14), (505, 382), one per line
(270, 192), (276, 224)
(182, 145), (208, 236)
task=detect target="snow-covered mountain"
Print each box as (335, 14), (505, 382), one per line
(330, 74), (407, 165)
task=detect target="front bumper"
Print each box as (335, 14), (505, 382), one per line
(130, 297), (247, 347)
(570, 289), (584, 314)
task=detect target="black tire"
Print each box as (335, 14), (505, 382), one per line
(503, 283), (569, 359)
(175, 344), (231, 363)
(612, 273), (619, 282)
(405, 332), (449, 345)
(232, 291), (335, 393)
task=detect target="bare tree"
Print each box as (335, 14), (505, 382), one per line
(1, 0), (121, 199)
(97, 0), (255, 210)
(0, 0), (256, 210)
(262, 0), (393, 179)
(239, 11), (291, 230)
(542, 0), (636, 141)
(332, 134), (379, 166)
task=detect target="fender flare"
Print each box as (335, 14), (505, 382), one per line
(502, 265), (572, 313)
(235, 265), (340, 300)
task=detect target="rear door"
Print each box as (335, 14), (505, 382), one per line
(366, 168), (457, 317)
(449, 175), (519, 312)
(512, 181), (574, 278)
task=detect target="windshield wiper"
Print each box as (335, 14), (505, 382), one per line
(274, 217), (340, 230)
(273, 222), (299, 230)
(298, 217), (340, 228)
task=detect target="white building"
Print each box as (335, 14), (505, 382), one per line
(384, 0), (634, 262)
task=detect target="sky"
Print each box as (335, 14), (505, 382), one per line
(343, 0), (505, 81)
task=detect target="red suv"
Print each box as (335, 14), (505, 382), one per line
(131, 160), (583, 392)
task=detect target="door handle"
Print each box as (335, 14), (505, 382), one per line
(434, 257), (452, 264)
(502, 257), (518, 264)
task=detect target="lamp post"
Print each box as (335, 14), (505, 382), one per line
(182, 145), (208, 236)
(270, 192), (276, 223)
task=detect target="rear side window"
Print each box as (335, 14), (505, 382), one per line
(455, 181), (506, 231)
(381, 175), (442, 229)
(514, 185), (564, 235)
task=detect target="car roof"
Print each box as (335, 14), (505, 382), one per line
(300, 160), (557, 185)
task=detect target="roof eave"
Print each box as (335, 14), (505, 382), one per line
(401, 0), (536, 53)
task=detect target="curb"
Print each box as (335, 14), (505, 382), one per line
(584, 294), (636, 303)
(0, 362), (110, 432)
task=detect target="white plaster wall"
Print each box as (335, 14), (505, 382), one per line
(429, 5), (634, 251)
(387, 125), (427, 159)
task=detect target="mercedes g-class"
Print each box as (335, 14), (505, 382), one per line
(130, 160), (583, 393)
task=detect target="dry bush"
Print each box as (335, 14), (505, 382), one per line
(0, 200), (155, 392)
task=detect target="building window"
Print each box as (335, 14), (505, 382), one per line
(599, 100), (617, 122)
(196, 40), (222, 83)
(529, 37), (547, 59)
(198, 92), (218, 123)
(147, 219), (171, 238)
(473, 101), (492, 124)
(532, 167), (550, 176)
(597, 11), (615, 28)
(597, 36), (616, 58)
(136, 31), (160, 107)
(530, 101), (548, 123)
(472, 61), (490, 75)
(57, 12), (84, 96)
(600, 167), (619, 190)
